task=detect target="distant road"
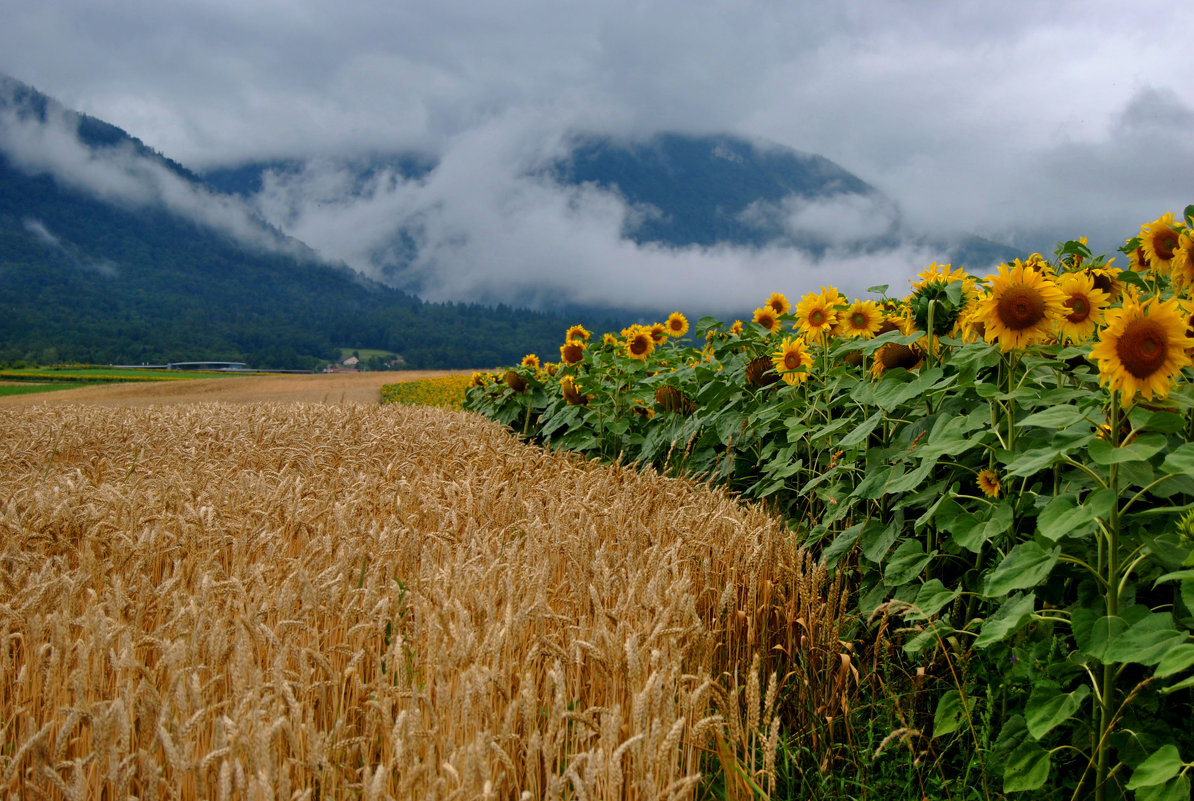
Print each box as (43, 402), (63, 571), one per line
(0, 371), (467, 407)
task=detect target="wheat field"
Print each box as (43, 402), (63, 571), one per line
(1, 402), (849, 800)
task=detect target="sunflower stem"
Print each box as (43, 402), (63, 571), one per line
(1094, 390), (1123, 801)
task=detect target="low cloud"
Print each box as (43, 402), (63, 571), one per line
(0, 93), (305, 258)
(22, 217), (117, 277)
(248, 114), (936, 315)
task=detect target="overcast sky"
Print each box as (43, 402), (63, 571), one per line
(2, 0), (1192, 313)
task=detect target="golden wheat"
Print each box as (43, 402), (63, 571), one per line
(0, 402), (849, 799)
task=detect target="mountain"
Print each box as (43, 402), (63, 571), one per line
(0, 75), (601, 369)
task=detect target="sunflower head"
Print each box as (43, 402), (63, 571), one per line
(560, 376), (589, 405)
(771, 336), (812, 385)
(470, 371), (491, 388)
(909, 265), (972, 337)
(1086, 265), (1124, 303)
(544, 362), (559, 377)
(665, 311), (690, 338)
(794, 288), (840, 341)
(730, 319), (744, 336)
(648, 323), (669, 346)
(565, 324), (591, 343)
(625, 327), (655, 360)
(655, 385), (696, 415)
(838, 299), (883, 339)
(504, 369), (528, 393)
(1170, 231), (1194, 292)
(767, 292), (792, 316)
(1140, 212), (1182, 272)
(521, 353), (541, 369)
(977, 469), (1001, 499)
(1090, 296), (1194, 405)
(560, 340), (586, 365)
(974, 261), (1067, 351)
(1055, 272), (1110, 344)
(745, 356), (780, 388)
(752, 306), (781, 334)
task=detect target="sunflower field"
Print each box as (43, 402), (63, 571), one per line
(465, 208), (1194, 799)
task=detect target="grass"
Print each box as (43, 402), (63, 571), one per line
(0, 381), (115, 397)
(0, 401), (852, 798)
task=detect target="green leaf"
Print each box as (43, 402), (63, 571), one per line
(984, 542), (1060, 597)
(1136, 774), (1191, 801)
(975, 592), (1036, 648)
(867, 283), (889, 296)
(1104, 613), (1187, 666)
(951, 500), (1013, 553)
(885, 539), (933, 585)
(1025, 681), (1090, 739)
(1126, 745), (1183, 790)
(1017, 406), (1092, 429)
(1162, 443), (1194, 475)
(1004, 445), (1065, 478)
(933, 689), (975, 739)
(838, 410), (883, 449)
(1087, 432), (1167, 465)
(1156, 644), (1194, 678)
(908, 580), (961, 620)
(1003, 739), (1051, 792)
(903, 620), (955, 656)
(861, 518), (901, 562)
(1076, 614), (1128, 662)
(1036, 491), (1113, 543)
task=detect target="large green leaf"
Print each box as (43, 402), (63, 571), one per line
(975, 592), (1036, 648)
(1087, 432), (1167, 465)
(1161, 443), (1194, 475)
(1003, 739), (1051, 793)
(908, 579), (961, 620)
(984, 542), (1060, 597)
(838, 410), (883, 448)
(933, 688), (976, 739)
(1156, 644), (1194, 679)
(1025, 681), (1090, 739)
(951, 500), (1013, 553)
(885, 539), (934, 585)
(1126, 745), (1183, 790)
(1004, 445), (1065, 477)
(1104, 613), (1187, 666)
(1017, 405), (1093, 429)
(1073, 612), (1127, 662)
(1135, 774), (1191, 801)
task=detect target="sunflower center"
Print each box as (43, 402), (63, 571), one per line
(995, 286), (1046, 330)
(783, 351), (802, 370)
(1154, 230), (1179, 261)
(630, 338), (650, 356)
(879, 343), (920, 370)
(850, 311), (867, 328)
(810, 310), (825, 326)
(1065, 296), (1090, 323)
(1114, 318), (1168, 379)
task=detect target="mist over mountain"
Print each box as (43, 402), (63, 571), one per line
(205, 129), (1019, 315)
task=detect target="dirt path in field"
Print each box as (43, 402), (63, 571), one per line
(0, 371), (467, 407)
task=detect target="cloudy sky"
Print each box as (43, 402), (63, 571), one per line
(2, 0), (1192, 313)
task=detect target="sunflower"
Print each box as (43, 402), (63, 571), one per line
(1086, 265), (1124, 302)
(521, 353), (541, 369)
(649, 322), (669, 346)
(560, 375), (589, 405)
(752, 306), (782, 334)
(976, 469), (1001, 499)
(1090, 295), (1193, 405)
(544, 362), (559, 377)
(666, 311), (690, 338)
(766, 292), (792, 316)
(504, 369), (528, 393)
(602, 332), (619, 348)
(1139, 212), (1182, 275)
(973, 261), (1067, 351)
(1170, 231), (1194, 292)
(1055, 272), (1110, 344)
(560, 340), (586, 365)
(794, 288), (840, 341)
(730, 320), (744, 336)
(911, 262), (969, 291)
(565, 324), (591, 343)
(625, 327), (655, 360)
(771, 337), (813, 385)
(838, 299), (883, 339)
(470, 371), (490, 387)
